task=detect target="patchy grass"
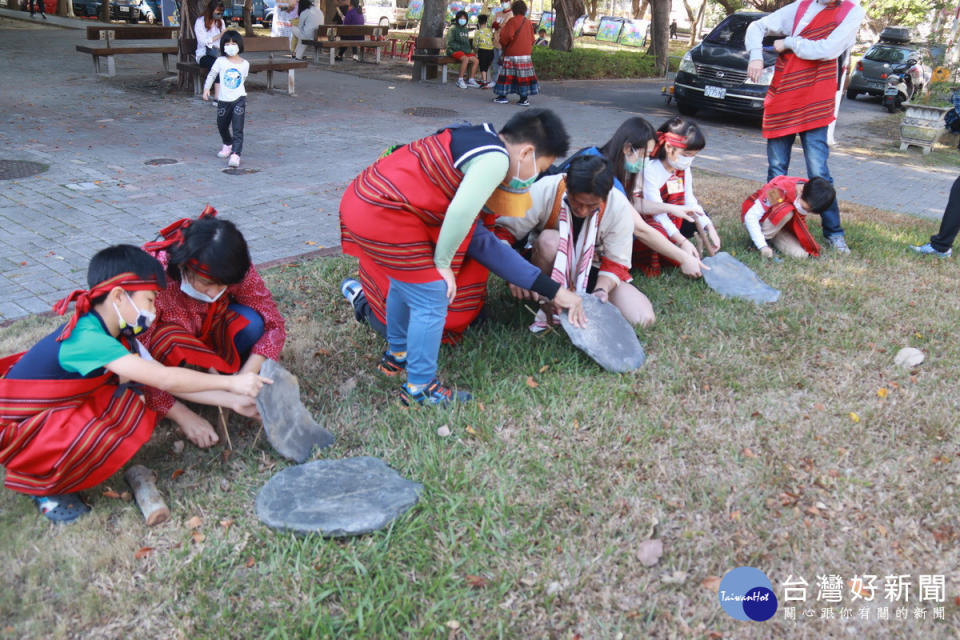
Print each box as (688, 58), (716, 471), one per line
(2, 171), (960, 639)
(848, 108), (960, 169)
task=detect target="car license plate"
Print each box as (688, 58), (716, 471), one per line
(120, 5), (129, 10)
(704, 85), (726, 99)
(884, 86), (899, 96)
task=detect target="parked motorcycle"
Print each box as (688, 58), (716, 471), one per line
(881, 60), (918, 113)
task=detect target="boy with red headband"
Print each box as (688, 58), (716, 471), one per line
(0, 245), (270, 523)
(140, 207), (286, 449)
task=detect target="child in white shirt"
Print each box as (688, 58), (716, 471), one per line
(203, 31), (250, 169)
(635, 116), (721, 276)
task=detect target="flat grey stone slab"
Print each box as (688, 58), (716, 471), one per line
(257, 359), (335, 463)
(560, 294), (645, 373)
(702, 252), (780, 304)
(256, 457), (424, 537)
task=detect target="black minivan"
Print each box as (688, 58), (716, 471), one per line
(673, 12), (778, 118)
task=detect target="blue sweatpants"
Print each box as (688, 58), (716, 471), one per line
(385, 278), (448, 386)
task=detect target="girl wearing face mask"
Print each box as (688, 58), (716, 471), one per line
(203, 31), (249, 169)
(194, 2), (226, 99)
(141, 208), (286, 447)
(447, 10), (481, 89)
(635, 116), (721, 277)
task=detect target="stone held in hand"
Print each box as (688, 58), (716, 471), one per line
(559, 294), (645, 373)
(702, 251), (780, 304)
(255, 457), (424, 537)
(894, 347), (924, 368)
(256, 359), (335, 463)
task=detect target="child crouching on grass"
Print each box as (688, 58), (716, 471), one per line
(742, 176), (835, 259)
(203, 30), (249, 169)
(0, 245), (271, 523)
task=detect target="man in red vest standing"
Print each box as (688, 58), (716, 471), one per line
(745, 0), (864, 254)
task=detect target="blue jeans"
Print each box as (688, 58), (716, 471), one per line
(229, 303), (264, 358)
(385, 278), (448, 386)
(766, 125), (843, 238)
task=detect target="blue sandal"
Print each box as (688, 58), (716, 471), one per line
(32, 493), (90, 523)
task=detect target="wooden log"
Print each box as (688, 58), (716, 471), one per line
(124, 464), (170, 526)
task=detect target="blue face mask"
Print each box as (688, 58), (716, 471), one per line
(457, 18), (466, 26)
(507, 150), (537, 192)
(624, 151), (646, 174)
(180, 269), (226, 304)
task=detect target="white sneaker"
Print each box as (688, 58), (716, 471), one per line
(826, 235), (850, 254)
(456, 78), (467, 89)
(483, 81), (496, 89)
(466, 78), (481, 88)
(217, 144), (232, 158)
(228, 153), (240, 168)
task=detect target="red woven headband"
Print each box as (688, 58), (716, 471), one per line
(142, 205), (218, 279)
(653, 131), (688, 156)
(54, 272), (161, 341)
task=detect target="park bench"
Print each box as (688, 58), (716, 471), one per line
(177, 36), (308, 96)
(300, 24), (387, 65)
(410, 37), (457, 84)
(75, 25), (179, 77)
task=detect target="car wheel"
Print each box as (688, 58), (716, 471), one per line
(676, 100), (697, 117)
(846, 88), (858, 101)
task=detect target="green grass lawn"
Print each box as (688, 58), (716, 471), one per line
(1, 171), (959, 639)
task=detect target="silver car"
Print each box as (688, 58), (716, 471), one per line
(847, 42), (932, 101)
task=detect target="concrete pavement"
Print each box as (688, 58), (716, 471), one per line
(0, 12), (955, 322)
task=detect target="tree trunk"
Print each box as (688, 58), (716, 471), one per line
(586, 0), (598, 20)
(551, 0), (584, 52)
(58, 0), (75, 17)
(178, 0), (203, 90)
(682, 0), (705, 46)
(100, 0), (110, 22)
(713, 0), (740, 16)
(243, 0), (253, 35)
(649, 0), (669, 76)
(413, 0), (446, 79)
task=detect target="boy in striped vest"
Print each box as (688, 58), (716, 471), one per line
(745, 0), (864, 254)
(0, 245), (269, 523)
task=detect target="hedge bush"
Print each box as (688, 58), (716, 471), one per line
(531, 47), (659, 80)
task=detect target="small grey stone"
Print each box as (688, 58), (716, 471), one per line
(894, 347), (924, 368)
(256, 359), (335, 463)
(255, 457), (424, 537)
(559, 294), (645, 373)
(702, 252), (780, 304)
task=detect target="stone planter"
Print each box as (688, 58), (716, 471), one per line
(899, 102), (952, 154)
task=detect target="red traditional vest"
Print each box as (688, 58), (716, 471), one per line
(741, 175), (820, 256)
(632, 169), (686, 277)
(762, 0), (855, 139)
(0, 350), (158, 496)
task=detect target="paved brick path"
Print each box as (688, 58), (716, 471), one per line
(0, 10), (955, 321)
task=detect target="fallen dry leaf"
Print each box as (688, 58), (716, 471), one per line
(477, 402), (485, 412)
(191, 531), (206, 544)
(742, 447), (758, 459)
(525, 376), (539, 389)
(464, 574), (488, 588)
(730, 510), (742, 521)
(219, 518), (234, 529)
(171, 468), (185, 480)
(876, 388), (888, 399)
(246, 556), (256, 568)
(445, 620), (461, 630)
(102, 489), (121, 499)
(538, 364), (549, 373)
(701, 575), (722, 592)
(120, 491), (132, 502)
(813, 402), (825, 411)
(185, 516), (203, 529)
(465, 425), (478, 436)
(849, 412), (860, 423)
(636, 539), (663, 567)
(134, 547), (155, 559)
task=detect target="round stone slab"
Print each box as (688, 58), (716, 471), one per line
(256, 457), (423, 537)
(701, 251), (780, 304)
(559, 294), (645, 373)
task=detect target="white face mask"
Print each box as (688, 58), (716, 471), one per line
(224, 43), (240, 56)
(113, 291), (155, 336)
(502, 2), (510, 9)
(794, 197), (808, 215)
(672, 153), (694, 171)
(180, 269), (226, 304)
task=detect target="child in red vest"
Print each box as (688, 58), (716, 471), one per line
(742, 176), (835, 258)
(634, 116), (721, 277)
(0, 245), (269, 523)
